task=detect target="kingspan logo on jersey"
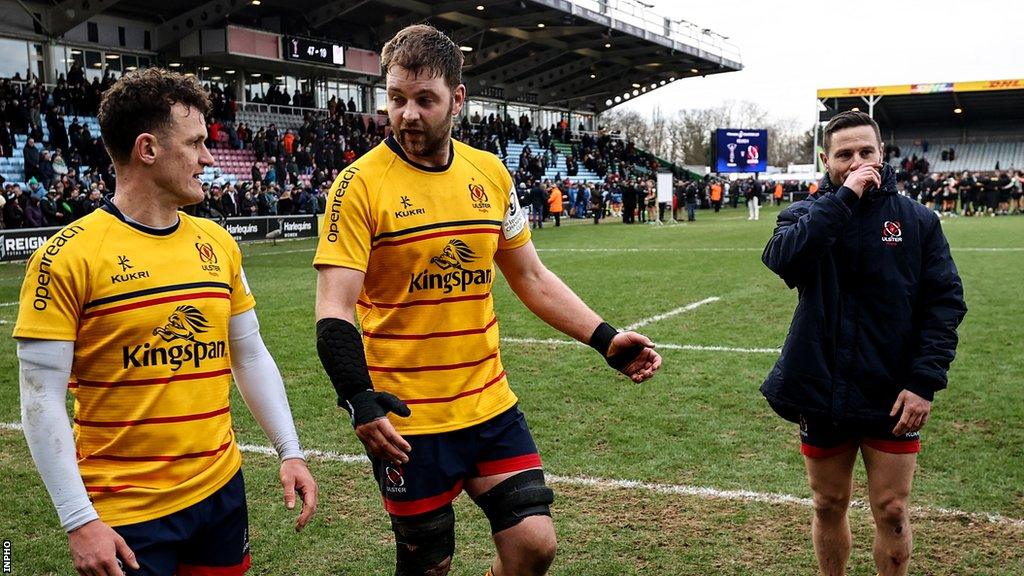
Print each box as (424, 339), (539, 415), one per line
(407, 239), (493, 294)
(122, 305), (226, 371)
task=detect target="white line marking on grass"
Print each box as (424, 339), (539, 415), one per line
(535, 248), (762, 253)
(237, 443), (369, 464)
(246, 248), (316, 257)
(0, 301), (19, 307)
(502, 337), (777, 354)
(954, 247), (1024, 252)
(624, 297), (720, 331)
(1, 421), (1019, 529)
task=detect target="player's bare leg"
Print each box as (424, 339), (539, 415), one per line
(804, 448), (857, 576)
(467, 469), (556, 576)
(862, 446), (916, 576)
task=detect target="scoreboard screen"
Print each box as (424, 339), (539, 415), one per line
(283, 36), (345, 67)
(714, 128), (768, 173)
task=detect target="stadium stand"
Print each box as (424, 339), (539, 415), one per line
(0, 0), (747, 232)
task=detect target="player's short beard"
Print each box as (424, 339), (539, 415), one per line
(395, 99), (454, 160)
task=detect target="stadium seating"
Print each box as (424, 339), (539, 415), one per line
(505, 138), (604, 183)
(889, 140), (1024, 172)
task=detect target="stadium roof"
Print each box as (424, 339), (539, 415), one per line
(69, 0), (742, 113)
(816, 78), (1024, 128)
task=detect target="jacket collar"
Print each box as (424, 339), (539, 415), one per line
(818, 163), (897, 199)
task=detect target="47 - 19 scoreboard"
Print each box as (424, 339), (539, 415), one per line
(283, 36), (345, 67)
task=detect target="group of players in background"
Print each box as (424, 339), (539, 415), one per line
(900, 170), (1024, 217)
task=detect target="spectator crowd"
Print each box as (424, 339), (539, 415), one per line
(3, 72), (1022, 231)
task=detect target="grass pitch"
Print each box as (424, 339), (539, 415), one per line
(1, 205), (1022, 575)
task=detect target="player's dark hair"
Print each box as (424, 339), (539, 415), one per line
(822, 110), (881, 152)
(98, 67), (212, 164)
(380, 24), (463, 90)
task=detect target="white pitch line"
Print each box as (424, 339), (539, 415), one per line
(1, 421), (1019, 529)
(0, 301), (19, 307)
(624, 297), (721, 331)
(246, 247), (315, 257)
(535, 248), (762, 253)
(502, 337), (776, 355)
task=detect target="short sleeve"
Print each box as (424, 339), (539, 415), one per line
(13, 237), (85, 341)
(497, 167), (530, 251)
(313, 166), (374, 271)
(228, 239), (256, 315)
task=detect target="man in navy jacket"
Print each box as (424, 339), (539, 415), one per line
(761, 111), (966, 576)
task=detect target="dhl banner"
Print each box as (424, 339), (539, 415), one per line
(817, 79), (1024, 99)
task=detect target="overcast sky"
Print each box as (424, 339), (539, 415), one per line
(620, 0), (1024, 127)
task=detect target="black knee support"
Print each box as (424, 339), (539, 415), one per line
(391, 504), (455, 576)
(473, 469), (555, 534)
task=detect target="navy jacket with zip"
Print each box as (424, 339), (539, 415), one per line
(761, 165), (967, 424)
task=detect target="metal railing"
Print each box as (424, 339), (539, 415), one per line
(571, 0), (742, 64)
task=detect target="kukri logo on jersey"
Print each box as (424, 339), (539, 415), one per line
(122, 305), (226, 371)
(407, 239), (493, 294)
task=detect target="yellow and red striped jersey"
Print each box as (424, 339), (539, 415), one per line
(13, 203), (255, 526)
(314, 135), (531, 435)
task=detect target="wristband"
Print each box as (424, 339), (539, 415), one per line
(588, 321), (618, 358)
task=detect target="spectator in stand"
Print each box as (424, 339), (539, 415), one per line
(238, 183), (257, 217)
(0, 120), (14, 157)
(38, 149), (55, 189)
(79, 185), (102, 216)
(41, 187), (67, 226)
(251, 161), (262, 184)
(264, 161), (277, 186)
(23, 137), (40, 181)
(283, 129), (296, 155)
(277, 185), (294, 215)
(23, 191), (43, 227)
(3, 183), (25, 227)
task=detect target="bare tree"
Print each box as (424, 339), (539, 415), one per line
(601, 100), (814, 170)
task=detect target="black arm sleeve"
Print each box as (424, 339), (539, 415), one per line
(315, 317), (372, 408)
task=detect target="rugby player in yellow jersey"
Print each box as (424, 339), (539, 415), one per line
(314, 25), (662, 576)
(15, 69), (317, 576)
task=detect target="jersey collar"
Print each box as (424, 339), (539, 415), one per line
(101, 198), (180, 236)
(385, 134), (455, 173)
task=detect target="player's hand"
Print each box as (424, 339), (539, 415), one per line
(68, 519), (139, 576)
(349, 390), (412, 466)
(890, 389), (931, 436)
(355, 416), (411, 466)
(607, 331), (662, 383)
(280, 458), (318, 532)
(843, 162), (882, 197)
